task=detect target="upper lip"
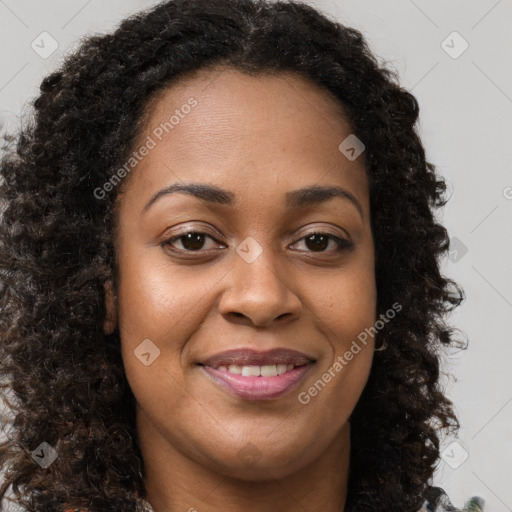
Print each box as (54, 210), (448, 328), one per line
(200, 348), (316, 368)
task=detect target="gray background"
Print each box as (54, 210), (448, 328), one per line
(1, 1), (511, 510)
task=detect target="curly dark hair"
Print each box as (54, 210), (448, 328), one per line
(0, 0), (467, 511)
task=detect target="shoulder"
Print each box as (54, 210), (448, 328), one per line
(418, 486), (485, 512)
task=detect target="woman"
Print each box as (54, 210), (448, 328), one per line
(0, 0), (484, 511)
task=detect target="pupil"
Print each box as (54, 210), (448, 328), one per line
(306, 234), (328, 251)
(182, 233), (205, 250)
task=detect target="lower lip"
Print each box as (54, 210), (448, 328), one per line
(200, 364), (313, 400)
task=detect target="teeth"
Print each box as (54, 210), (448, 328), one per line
(260, 365), (277, 377)
(277, 364), (287, 375)
(241, 366), (261, 377)
(215, 363), (298, 376)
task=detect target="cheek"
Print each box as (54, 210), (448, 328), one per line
(116, 248), (216, 343)
(115, 248), (227, 391)
(115, 253), (203, 426)
(313, 255), (377, 349)
(305, 258), (376, 405)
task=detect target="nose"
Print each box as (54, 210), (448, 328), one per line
(218, 247), (302, 328)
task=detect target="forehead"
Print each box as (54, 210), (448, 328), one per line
(122, 67), (369, 213)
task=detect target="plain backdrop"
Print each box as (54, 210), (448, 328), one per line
(1, 1), (511, 511)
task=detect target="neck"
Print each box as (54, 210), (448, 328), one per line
(139, 414), (351, 512)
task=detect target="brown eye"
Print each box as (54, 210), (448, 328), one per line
(162, 231), (222, 252)
(179, 232), (207, 251)
(305, 233), (329, 251)
(291, 232), (353, 253)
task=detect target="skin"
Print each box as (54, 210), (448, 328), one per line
(104, 67), (377, 512)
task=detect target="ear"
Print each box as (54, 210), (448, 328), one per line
(103, 279), (117, 335)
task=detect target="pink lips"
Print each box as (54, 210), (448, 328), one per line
(199, 348), (316, 401)
(201, 348), (314, 368)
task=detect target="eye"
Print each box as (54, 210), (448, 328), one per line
(290, 231), (353, 253)
(161, 231), (225, 252)
(161, 229), (353, 255)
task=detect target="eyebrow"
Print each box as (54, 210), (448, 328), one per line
(142, 182), (364, 219)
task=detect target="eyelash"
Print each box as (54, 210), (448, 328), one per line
(160, 229), (354, 255)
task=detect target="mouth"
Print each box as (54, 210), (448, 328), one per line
(205, 362), (301, 376)
(198, 348), (316, 401)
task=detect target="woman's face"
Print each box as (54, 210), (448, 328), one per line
(107, 68), (376, 480)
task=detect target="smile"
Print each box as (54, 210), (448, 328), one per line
(200, 363), (314, 400)
(198, 347), (316, 400)
(212, 363), (297, 376)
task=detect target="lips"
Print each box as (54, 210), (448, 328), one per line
(200, 348), (315, 368)
(198, 348), (316, 400)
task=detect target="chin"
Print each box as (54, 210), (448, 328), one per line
(206, 441), (314, 481)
